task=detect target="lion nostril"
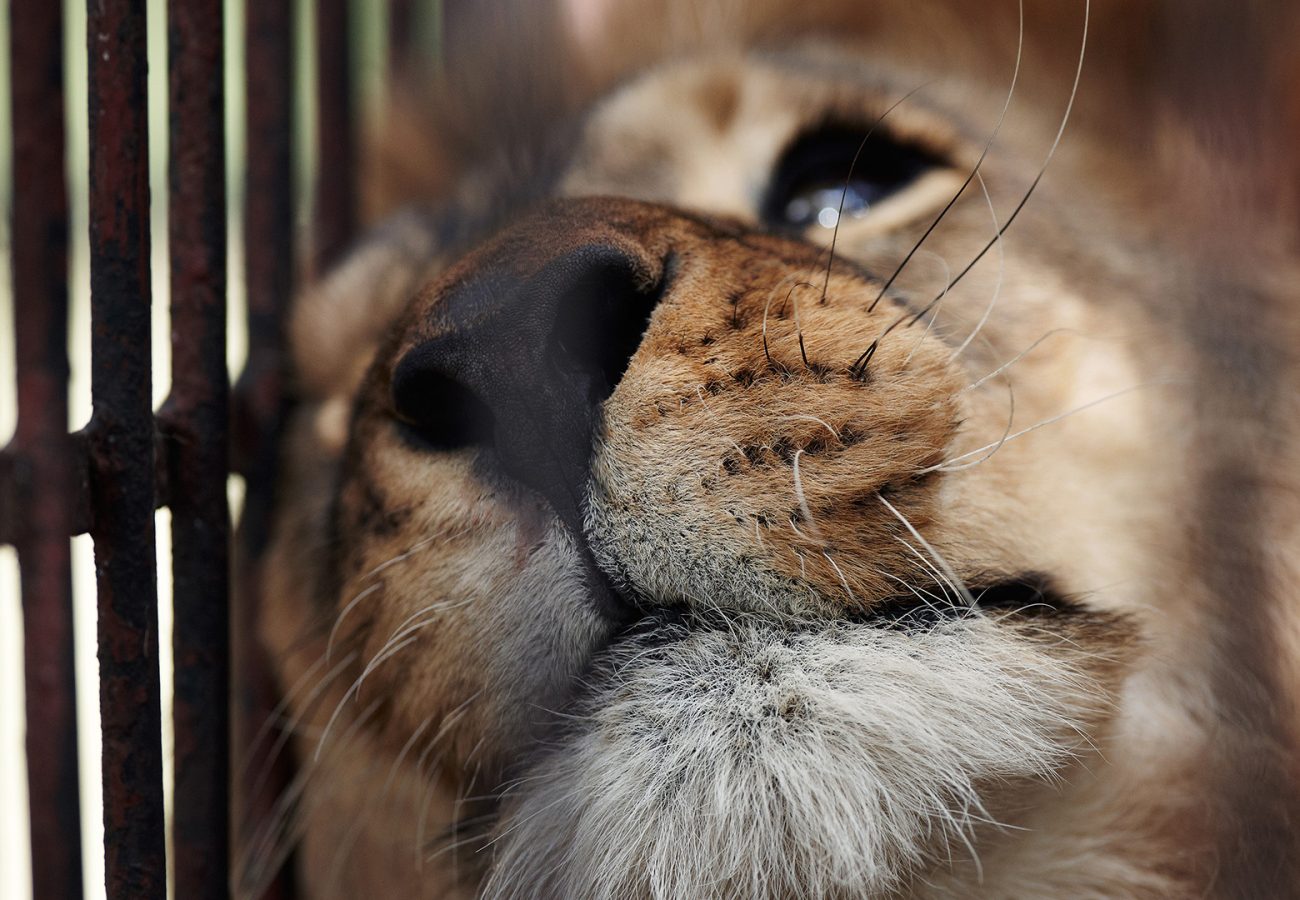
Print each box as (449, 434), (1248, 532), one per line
(546, 249), (671, 410)
(388, 237), (669, 539)
(390, 366), (497, 453)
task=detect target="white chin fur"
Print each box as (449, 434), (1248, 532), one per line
(484, 615), (1099, 899)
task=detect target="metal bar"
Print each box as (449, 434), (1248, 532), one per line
(0, 451), (14, 545)
(85, 0), (167, 897)
(314, 0), (357, 272)
(9, 0), (84, 895)
(240, 0), (294, 458)
(387, 0), (415, 75)
(234, 2), (297, 897)
(164, 0), (230, 895)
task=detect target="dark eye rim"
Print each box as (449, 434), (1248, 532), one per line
(761, 119), (949, 232)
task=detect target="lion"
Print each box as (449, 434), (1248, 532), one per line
(239, 1), (1300, 897)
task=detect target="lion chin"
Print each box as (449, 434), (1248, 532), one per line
(487, 612), (1103, 900)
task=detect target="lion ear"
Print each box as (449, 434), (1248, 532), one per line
(289, 210), (444, 448)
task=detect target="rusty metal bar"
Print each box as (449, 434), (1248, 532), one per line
(234, 2), (297, 897)
(164, 0), (230, 895)
(314, 0), (357, 272)
(9, 0), (85, 896)
(85, 0), (167, 896)
(240, 0), (294, 463)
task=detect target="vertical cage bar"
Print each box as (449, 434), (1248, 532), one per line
(164, 0), (229, 895)
(314, 0), (357, 272)
(235, 1), (296, 896)
(10, 0), (85, 896)
(85, 0), (167, 897)
(241, 2), (294, 455)
(387, 0), (415, 74)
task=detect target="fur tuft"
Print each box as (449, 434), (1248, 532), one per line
(487, 615), (1106, 899)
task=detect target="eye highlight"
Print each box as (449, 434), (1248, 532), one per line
(762, 123), (945, 231)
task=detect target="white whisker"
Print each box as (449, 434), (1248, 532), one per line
(956, 328), (1079, 396)
(791, 448), (824, 543)
(926, 381), (1165, 473)
(902, 251), (953, 367)
(327, 582), (381, 662)
(777, 414), (840, 441)
(949, 171), (1005, 360)
(878, 492), (974, 608)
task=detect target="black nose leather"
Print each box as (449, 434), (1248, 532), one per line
(391, 242), (666, 534)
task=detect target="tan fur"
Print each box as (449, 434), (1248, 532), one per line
(243, 2), (1300, 897)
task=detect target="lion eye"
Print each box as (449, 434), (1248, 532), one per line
(762, 123), (943, 231)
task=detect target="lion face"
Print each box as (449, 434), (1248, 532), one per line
(251, 8), (1300, 899)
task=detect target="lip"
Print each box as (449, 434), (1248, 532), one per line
(587, 565), (640, 624)
(578, 535), (642, 624)
(597, 572), (1071, 651)
(846, 572), (1071, 628)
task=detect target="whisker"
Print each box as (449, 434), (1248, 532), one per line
(948, 171), (1006, 360)
(363, 534), (439, 580)
(921, 0), (1091, 306)
(791, 449), (825, 544)
(819, 85), (932, 305)
(924, 381), (1166, 473)
(450, 754), (486, 884)
(415, 692), (484, 870)
(865, 0), (1025, 314)
(787, 280), (814, 369)
(776, 414), (840, 441)
(927, 378), (1016, 474)
(895, 540), (955, 604)
(956, 328), (1079, 395)
(239, 697), (383, 895)
(849, 314), (908, 379)
(879, 568), (952, 619)
(322, 714), (438, 891)
(314, 600), (469, 764)
(822, 549), (856, 602)
(877, 492), (975, 607)
(473, 790), (577, 856)
(328, 528), (469, 661)
(327, 582), (382, 662)
(895, 537), (970, 616)
(238, 650), (332, 780)
(901, 250), (953, 367)
(246, 651), (359, 807)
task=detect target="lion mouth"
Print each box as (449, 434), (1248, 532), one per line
(600, 572), (1071, 650)
(857, 573), (1072, 627)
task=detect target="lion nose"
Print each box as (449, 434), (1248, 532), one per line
(390, 239), (668, 533)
